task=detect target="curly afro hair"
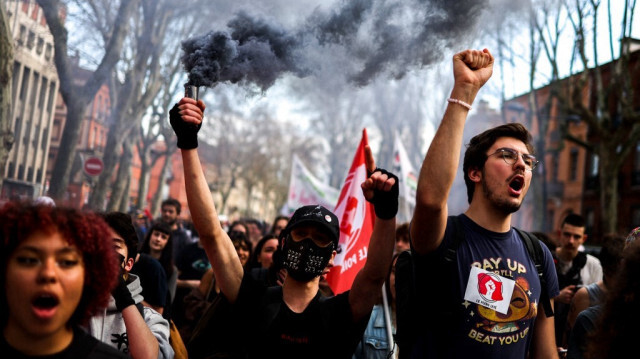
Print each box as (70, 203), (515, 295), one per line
(0, 202), (119, 326)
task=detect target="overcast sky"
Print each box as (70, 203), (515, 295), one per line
(67, 0), (639, 151)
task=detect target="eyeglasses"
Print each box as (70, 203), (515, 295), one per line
(487, 148), (539, 171)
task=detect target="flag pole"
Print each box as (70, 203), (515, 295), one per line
(381, 283), (397, 358)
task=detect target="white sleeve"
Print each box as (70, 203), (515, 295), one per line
(143, 307), (174, 359)
(581, 255), (603, 285)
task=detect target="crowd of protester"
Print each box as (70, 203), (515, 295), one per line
(2, 196), (636, 358)
(3, 48), (638, 359)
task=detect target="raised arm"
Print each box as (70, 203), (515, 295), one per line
(170, 97), (244, 303)
(120, 305), (160, 359)
(410, 49), (494, 255)
(111, 271), (161, 359)
(349, 145), (398, 322)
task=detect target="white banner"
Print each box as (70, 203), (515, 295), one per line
(392, 131), (418, 222)
(284, 155), (340, 216)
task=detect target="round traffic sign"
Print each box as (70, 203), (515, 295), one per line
(84, 157), (104, 176)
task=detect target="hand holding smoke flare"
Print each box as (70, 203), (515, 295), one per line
(179, 1), (488, 92)
(170, 98), (205, 149)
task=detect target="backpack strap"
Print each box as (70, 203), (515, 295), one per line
(445, 215), (464, 262)
(568, 252), (588, 278)
(515, 228), (554, 317)
(396, 215), (466, 358)
(555, 250), (588, 289)
(394, 250), (416, 357)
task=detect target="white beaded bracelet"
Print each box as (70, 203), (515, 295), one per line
(447, 98), (472, 111)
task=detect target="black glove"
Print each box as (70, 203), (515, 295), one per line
(169, 103), (201, 149)
(367, 168), (399, 220)
(112, 254), (135, 311)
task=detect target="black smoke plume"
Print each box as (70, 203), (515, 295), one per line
(181, 0), (488, 90)
(181, 11), (308, 90)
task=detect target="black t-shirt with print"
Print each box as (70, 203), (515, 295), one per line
(234, 274), (370, 359)
(0, 326), (128, 359)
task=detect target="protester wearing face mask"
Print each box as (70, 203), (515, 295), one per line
(170, 96), (399, 358)
(88, 212), (173, 359)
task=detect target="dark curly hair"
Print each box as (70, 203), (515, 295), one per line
(463, 123), (534, 204)
(0, 202), (119, 326)
(161, 198), (181, 215)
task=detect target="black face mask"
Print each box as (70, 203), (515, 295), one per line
(115, 252), (128, 280)
(281, 235), (334, 282)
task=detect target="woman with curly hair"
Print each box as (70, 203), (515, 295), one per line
(0, 202), (127, 358)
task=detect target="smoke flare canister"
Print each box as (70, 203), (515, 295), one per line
(184, 84), (199, 100)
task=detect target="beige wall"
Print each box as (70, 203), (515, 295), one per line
(2, 0), (58, 199)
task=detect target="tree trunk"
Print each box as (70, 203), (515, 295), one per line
(599, 165), (618, 235)
(599, 146), (619, 235)
(219, 173), (237, 215)
(136, 147), (153, 211)
(0, 1), (14, 190)
(245, 183), (254, 217)
(49, 101), (85, 202)
(90, 0), (172, 210)
(107, 134), (134, 212)
(89, 79), (136, 209)
(38, 0), (138, 201)
(88, 124), (117, 209)
(150, 150), (174, 219)
(118, 173), (131, 213)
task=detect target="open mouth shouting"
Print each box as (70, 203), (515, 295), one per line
(508, 175), (525, 196)
(32, 292), (60, 321)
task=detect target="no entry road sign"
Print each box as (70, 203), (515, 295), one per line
(84, 157), (104, 176)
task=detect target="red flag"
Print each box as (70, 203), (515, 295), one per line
(326, 129), (375, 294)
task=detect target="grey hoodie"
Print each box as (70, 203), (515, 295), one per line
(88, 273), (174, 359)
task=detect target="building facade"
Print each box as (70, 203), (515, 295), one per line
(1, 0), (58, 199)
(503, 43), (640, 242)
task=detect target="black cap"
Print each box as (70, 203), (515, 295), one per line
(281, 205), (340, 248)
